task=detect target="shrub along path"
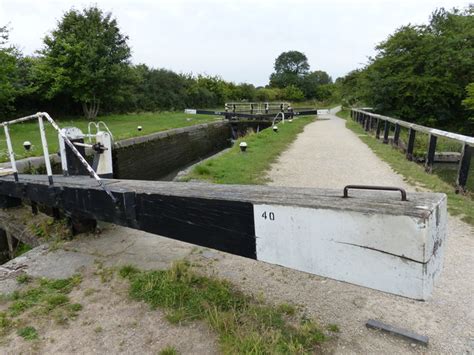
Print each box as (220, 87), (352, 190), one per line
(265, 107), (474, 354)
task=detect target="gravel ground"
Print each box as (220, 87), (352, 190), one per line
(268, 107), (410, 190)
(260, 108), (474, 353)
(0, 108), (472, 354)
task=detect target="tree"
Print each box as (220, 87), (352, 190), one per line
(301, 70), (332, 99)
(269, 51), (310, 88)
(39, 7), (131, 118)
(0, 26), (22, 118)
(340, 6), (474, 132)
(283, 85), (304, 101)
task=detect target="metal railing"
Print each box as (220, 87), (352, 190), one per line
(351, 108), (473, 192)
(1, 112), (116, 202)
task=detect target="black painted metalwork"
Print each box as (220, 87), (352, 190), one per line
(343, 185), (407, 201)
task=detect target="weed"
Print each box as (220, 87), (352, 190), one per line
(120, 262), (328, 353)
(118, 265), (140, 279)
(159, 346), (179, 355)
(94, 261), (114, 283)
(277, 303), (297, 316)
(29, 217), (71, 246)
(84, 288), (97, 297)
(13, 243), (32, 258)
(8, 275), (82, 319)
(17, 326), (38, 340)
(16, 274), (31, 284)
(94, 326), (103, 333)
(327, 324), (340, 332)
(0, 312), (11, 335)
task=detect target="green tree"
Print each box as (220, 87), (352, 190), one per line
(38, 7), (131, 118)
(462, 83), (474, 111)
(301, 70), (332, 99)
(283, 85), (305, 101)
(269, 51), (310, 88)
(341, 6), (474, 132)
(0, 26), (22, 118)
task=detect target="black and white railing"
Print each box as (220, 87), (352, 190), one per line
(351, 108), (474, 192)
(1, 112), (116, 202)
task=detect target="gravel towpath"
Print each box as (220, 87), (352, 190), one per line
(268, 107), (409, 190)
(262, 107), (474, 354)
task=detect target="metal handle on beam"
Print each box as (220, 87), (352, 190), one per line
(343, 185), (407, 201)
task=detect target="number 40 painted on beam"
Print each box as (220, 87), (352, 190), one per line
(261, 211), (275, 221)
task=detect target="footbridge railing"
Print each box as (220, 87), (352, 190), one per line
(351, 108), (474, 193)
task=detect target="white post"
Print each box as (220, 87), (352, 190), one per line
(3, 125), (18, 182)
(37, 115), (54, 185)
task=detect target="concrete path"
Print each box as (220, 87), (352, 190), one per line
(265, 107), (474, 354)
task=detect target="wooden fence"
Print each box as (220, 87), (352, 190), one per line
(351, 108), (474, 192)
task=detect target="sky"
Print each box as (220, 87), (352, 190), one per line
(0, 0), (470, 86)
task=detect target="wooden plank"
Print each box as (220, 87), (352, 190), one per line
(0, 175), (448, 299)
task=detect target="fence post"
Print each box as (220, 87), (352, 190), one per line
(393, 124), (401, 146)
(456, 143), (473, 192)
(383, 121), (390, 144)
(376, 119), (382, 139)
(365, 115), (371, 131)
(3, 125), (18, 182)
(38, 116), (54, 185)
(406, 128), (416, 160)
(425, 134), (438, 173)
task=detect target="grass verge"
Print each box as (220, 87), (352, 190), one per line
(182, 116), (315, 184)
(337, 109), (474, 225)
(120, 261), (330, 354)
(0, 112), (218, 163)
(0, 275), (83, 340)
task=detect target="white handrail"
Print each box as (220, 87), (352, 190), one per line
(1, 112), (117, 203)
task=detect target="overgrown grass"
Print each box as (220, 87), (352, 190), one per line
(0, 112), (218, 163)
(17, 326), (38, 341)
(0, 275), (83, 340)
(338, 109), (474, 225)
(182, 116), (315, 184)
(159, 346), (179, 355)
(120, 262), (329, 354)
(12, 243), (32, 258)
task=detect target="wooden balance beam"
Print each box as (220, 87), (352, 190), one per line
(0, 175), (447, 300)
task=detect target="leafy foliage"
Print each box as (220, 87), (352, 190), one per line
(38, 6), (131, 118)
(340, 6), (474, 133)
(269, 50), (334, 101)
